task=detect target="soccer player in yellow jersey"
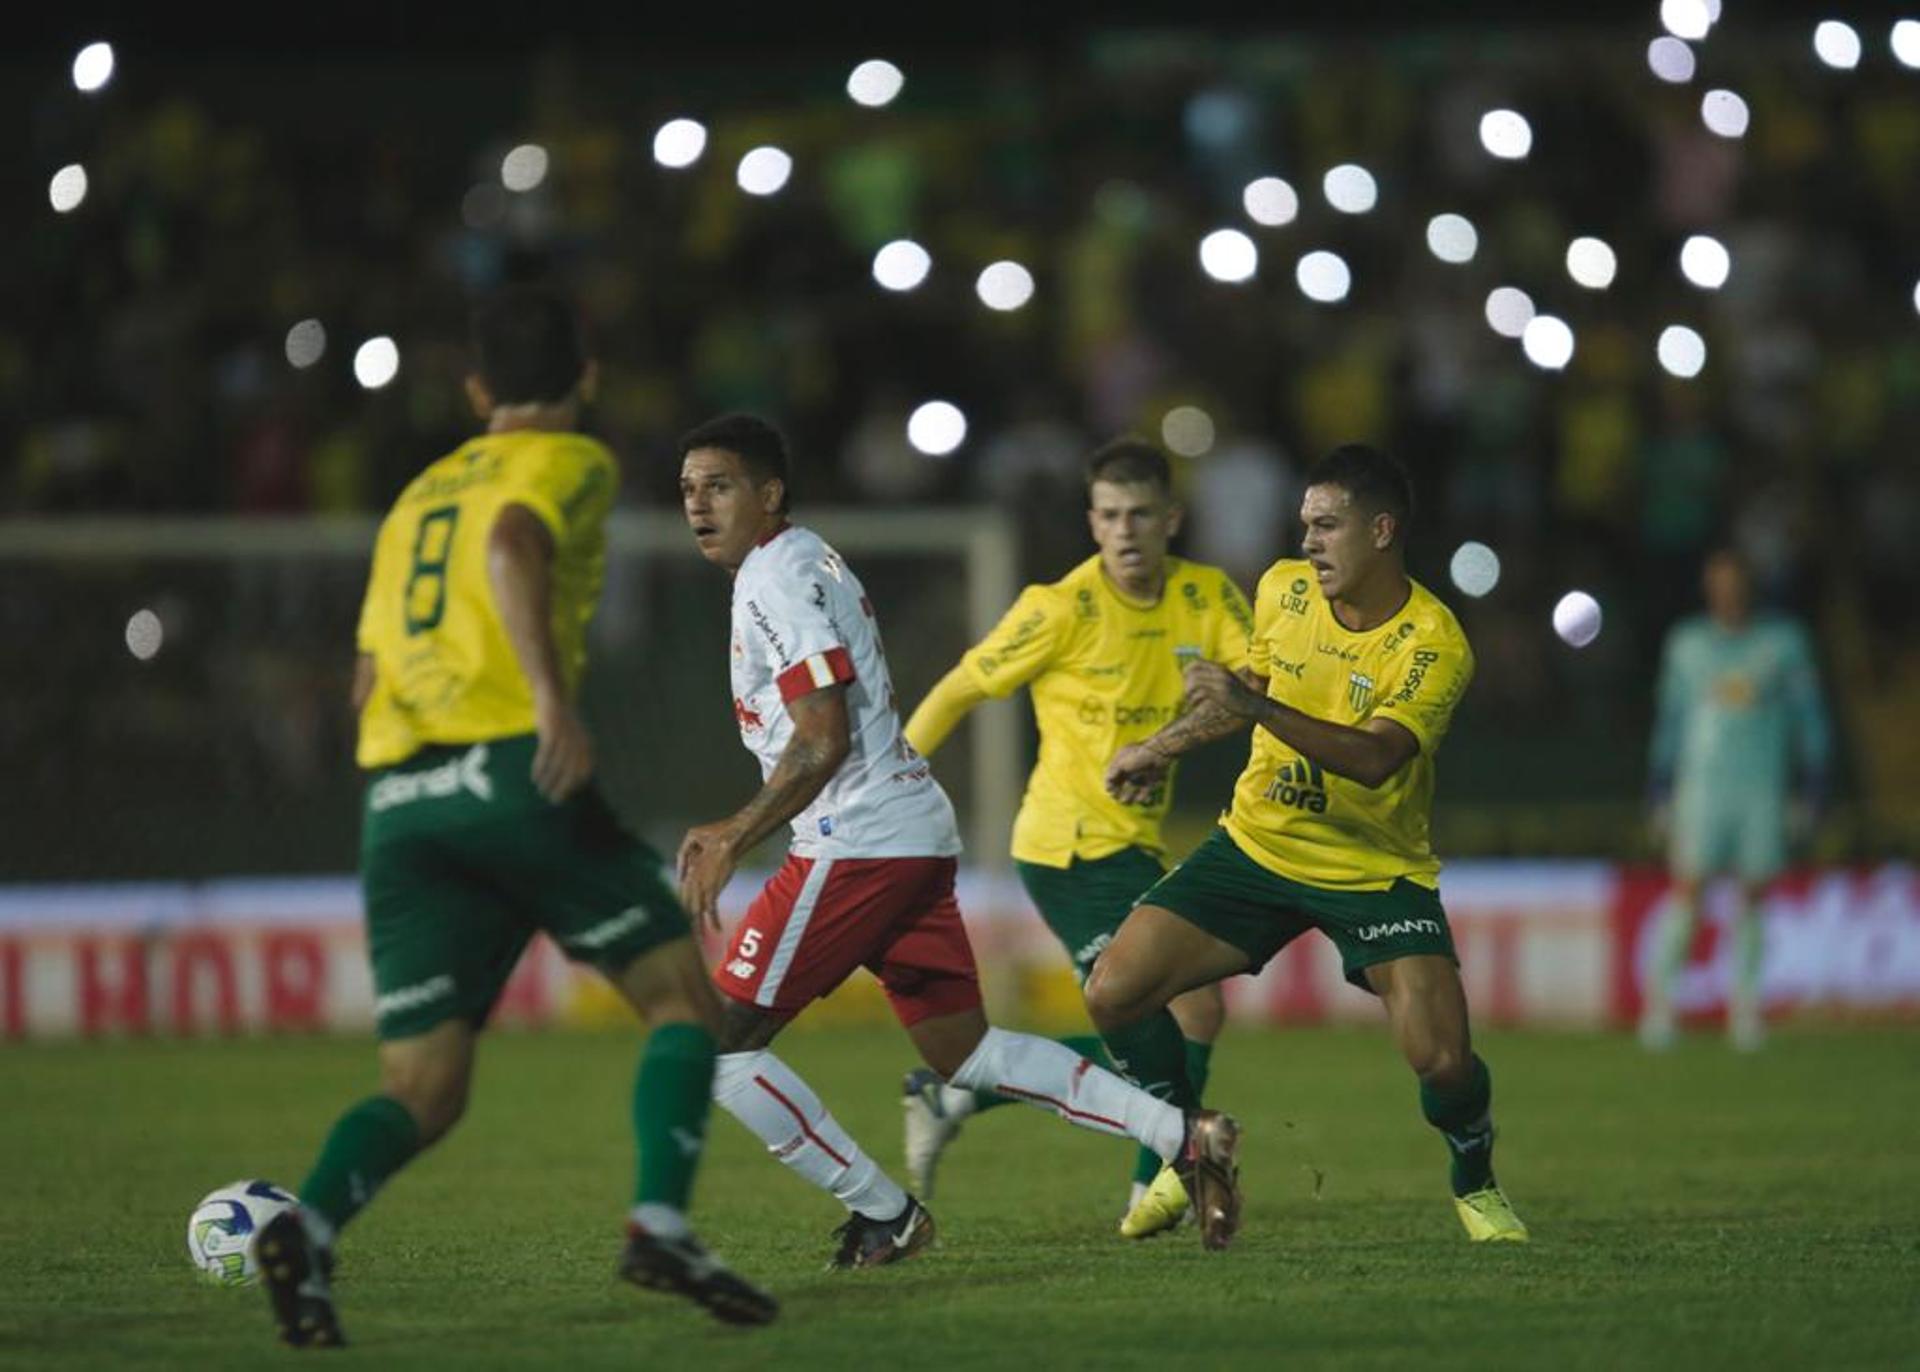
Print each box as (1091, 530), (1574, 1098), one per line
(896, 439), (1253, 1227)
(253, 288), (775, 1349)
(1099, 443), (1529, 1243)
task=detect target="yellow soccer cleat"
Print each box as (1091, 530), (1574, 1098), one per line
(1454, 1185), (1530, 1243)
(1118, 1164), (1190, 1240)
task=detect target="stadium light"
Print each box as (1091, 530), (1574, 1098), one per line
(354, 337), (400, 390)
(1521, 314), (1575, 371)
(1701, 89), (1750, 138)
(975, 260), (1035, 312)
(1894, 20), (1920, 69)
(1161, 406), (1215, 458)
(48, 164), (88, 213)
(1647, 36), (1697, 83)
(1426, 213), (1478, 264)
(1478, 109), (1532, 160)
(1242, 176), (1299, 227)
(872, 239), (932, 292)
(500, 144), (549, 192)
(1198, 228), (1258, 284)
(72, 41), (115, 93)
(284, 320), (327, 370)
(847, 59), (905, 108)
(1552, 591), (1603, 647)
(652, 118), (707, 169)
(1660, 0), (1711, 41)
(1912, 278), (1920, 317)
(1657, 325), (1708, 378)
(1295, 250), (1351, 303)
(1449, 542), (1501, 599)
(1566, 236), (1618, 290)
(1484, 286), (1535, 339)
(1322, 164), (1378, 215)
(907, 401), (966, 456)
(1814, 20), (1863, 70)
(1679, 234), (1730, 289)
(125, 610), (163, 661)
(736, 146), (792, 196)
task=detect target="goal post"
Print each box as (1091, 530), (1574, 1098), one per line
(0, 508), (1023, 878)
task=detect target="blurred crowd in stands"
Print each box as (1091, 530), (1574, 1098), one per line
(8, 23), (1919, 869)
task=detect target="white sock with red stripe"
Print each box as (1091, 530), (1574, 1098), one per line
(947, 1027), (1186, 1162)
(712, 1049), (909, 1220)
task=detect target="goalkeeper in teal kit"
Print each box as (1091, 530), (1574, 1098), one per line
(1642, 550), (1831, 1051)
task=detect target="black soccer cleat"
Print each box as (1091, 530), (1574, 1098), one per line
(827, 1195), (936, 1271)
(255, 1209), (345, 1349)
(618, 1223), (778, 1327)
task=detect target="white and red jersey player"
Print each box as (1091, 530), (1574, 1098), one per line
(719, 523), (977, 1024)
(727, 523), (960, 862)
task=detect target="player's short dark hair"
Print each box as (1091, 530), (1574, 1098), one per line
(471, 285), (588, 406)
(1304, 443), (1414, 542)
(678, 413), (792, 514)
(1085, 437), (1173, 500)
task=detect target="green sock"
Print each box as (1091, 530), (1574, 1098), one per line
(633, 1023), (716, 1211)
(1129, 1038), (1216, 1186)
(1100, 1010), (1199, 1114)
(299, 1095), (422, 1235)
(1419, 1055), (1496, 1197)
(971, 1034), (1108, 1114)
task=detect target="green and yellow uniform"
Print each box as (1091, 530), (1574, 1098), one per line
(1143, 558), (1474, 988)
(911, 554), (1253, 978)
(355, 430), (687, 1039)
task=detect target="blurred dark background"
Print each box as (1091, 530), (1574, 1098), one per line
(5, 3), (1917, 878)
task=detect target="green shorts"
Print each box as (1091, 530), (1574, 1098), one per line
(1138, 828), (1457, 992)
(360, 733), (690, 1039)
(1015, 847), (1168, 983)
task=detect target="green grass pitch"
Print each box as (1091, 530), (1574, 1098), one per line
(4, 1023), (1917, 1369)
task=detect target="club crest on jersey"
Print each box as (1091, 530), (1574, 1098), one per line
(1348, 671), (1375, 713)
(1075, 588), (1099, 620)
(1279, 579), (1311, 615)
(733, 697), (765, 732)
(1180, 582), (1208, 611)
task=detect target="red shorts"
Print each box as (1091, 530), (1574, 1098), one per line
(715, 855), (981, 1026)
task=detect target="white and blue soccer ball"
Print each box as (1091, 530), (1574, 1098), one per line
(187, 1180), (297, 1286)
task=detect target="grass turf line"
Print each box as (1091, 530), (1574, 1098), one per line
(3, 1025), (1916, 1370)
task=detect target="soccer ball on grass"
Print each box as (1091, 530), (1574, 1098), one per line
(187, 1180), (297, 1286)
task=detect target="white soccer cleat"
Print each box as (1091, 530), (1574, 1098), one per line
(902, 1069), (965, 1200)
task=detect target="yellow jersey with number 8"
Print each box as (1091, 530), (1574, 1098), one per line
(355, 430), (616, 769)
(1221, 559), (1473, 890)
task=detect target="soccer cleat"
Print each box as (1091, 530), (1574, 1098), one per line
(901, 1068), (963, 1200)
(827, 1196), (936, 1271)
(1453, 1185), (1530, 1243)
(1173, 1110), (1243, 1252)
(255, 1209), (345, 1349)
(1118, 1164), (1191, 1240)
(618, 1223), (779, 1326)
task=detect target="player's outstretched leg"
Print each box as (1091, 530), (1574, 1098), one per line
(899, 1033), (1109, 1199)
(922, 1014), (1243, 1251)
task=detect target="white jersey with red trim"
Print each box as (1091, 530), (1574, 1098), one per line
(729, 524), (962, 859)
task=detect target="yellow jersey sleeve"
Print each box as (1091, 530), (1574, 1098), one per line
(960, 585), (1070, 699)
(1211, 574), (1255, 674)
(1370, 631), (1474, 757)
